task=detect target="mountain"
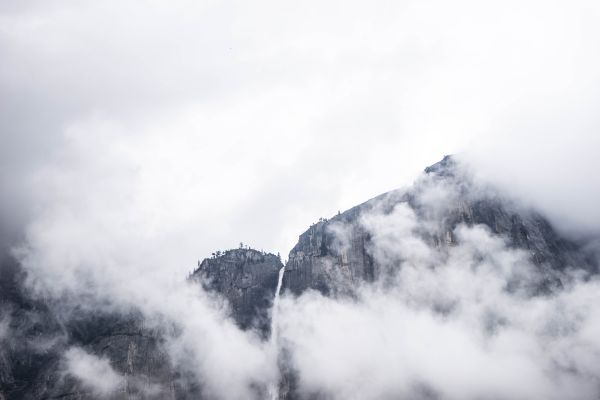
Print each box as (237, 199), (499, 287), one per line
(0, 156), (596, 399)
(282, 155), (594, 298)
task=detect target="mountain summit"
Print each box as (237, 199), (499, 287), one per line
(283, 155), (593, 298)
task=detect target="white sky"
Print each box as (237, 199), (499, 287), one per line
(1, 0), (599, 276)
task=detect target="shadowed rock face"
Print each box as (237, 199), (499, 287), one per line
(192, 248), (283, 336)
(0, 253), (197, 400)
(282, 155), (595, 296)
(43, 312), (194, 400)
(0, 251), (66, 399)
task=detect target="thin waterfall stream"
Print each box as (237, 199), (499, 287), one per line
(267, 266), (286, 399)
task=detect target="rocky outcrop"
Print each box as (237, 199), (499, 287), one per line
(192, 248), (283, 336)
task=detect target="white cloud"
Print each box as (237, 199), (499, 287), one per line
(64, 347), (125, 397)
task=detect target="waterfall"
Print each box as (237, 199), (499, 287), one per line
(272, 266), (285, 341)
(267, 266), (285, 400)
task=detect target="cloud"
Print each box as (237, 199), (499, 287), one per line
(62, 346), (172, 398)
(2, 0), (599, 256)
(64, 347), (126, 397)
(464, 129), (600, 237)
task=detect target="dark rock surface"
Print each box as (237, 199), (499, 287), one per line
(191, 248), (283, 336)
(0, 252), (63, 399)
(43, 311), (194, 400)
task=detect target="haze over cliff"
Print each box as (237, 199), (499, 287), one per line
(1, 156), (600, 399)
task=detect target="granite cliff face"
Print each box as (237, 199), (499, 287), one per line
(191, 248), (283, 336)
(282, 156), (594, 297)
(0, 156), (597, 399)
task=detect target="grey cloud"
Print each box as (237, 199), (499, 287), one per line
(465, 128), (600, 238)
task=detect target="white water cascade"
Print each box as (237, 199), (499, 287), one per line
(267, 266), (285, 400)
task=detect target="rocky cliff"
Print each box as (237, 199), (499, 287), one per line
(191, 248), (283, 336)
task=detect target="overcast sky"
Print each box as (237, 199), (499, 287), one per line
(1, 0), (599, 275)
